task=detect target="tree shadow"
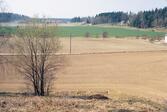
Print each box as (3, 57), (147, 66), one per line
(0, 92), (33, 97)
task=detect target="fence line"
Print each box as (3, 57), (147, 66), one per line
(0, 50), (167, 56)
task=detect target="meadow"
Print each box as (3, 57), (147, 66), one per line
(0, 25), (166, 37)
(57, 26), (166, 37)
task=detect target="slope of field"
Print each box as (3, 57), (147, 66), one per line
(1, 38), (167, 99)
(55, 51), (167, 99)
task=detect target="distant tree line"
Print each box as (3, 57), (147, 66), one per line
(93, 12), (129, 25)
(0, 12), (29, 22)
(131, 7), (167, 28)
(71, 7), (167, 28)
(71, 17), (81, 23)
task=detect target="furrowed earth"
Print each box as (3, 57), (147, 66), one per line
(1, 38), (167, 111)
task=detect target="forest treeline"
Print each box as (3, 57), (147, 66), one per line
(0, 12), (29, 23)
(71, 7), (167, 28)
(1, 7), (167, 28)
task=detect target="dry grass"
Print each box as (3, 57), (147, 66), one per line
(60, 38), (167, 54)
(0, 93), (166, 112)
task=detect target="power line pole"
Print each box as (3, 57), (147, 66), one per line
(70, 34), (72, 54)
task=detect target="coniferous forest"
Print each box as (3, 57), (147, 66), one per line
(71, 7), (167, 28)
(0, 12), (29, 23)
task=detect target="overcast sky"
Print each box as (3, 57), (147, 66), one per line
(5, 0), (167, 18)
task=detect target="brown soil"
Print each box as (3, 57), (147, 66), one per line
(1, 38), (167, 99)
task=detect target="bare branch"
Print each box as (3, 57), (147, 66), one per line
(12, 23), (63, 96)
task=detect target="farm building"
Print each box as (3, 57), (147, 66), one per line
(165, 34), (167, 43)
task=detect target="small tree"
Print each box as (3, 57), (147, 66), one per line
(102, 32), (108, 38)
(13, 23), (62, 96)
(149, 37), (155, 43)
(85, 32), (90, 38)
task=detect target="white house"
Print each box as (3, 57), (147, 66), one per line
(165, 34), (167, 43)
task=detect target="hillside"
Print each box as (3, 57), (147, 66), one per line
(0, 13), (29, 23)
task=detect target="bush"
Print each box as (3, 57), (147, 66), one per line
(156, 37), (162, 41)
(115, 36), (121, 38)
(149, 38), (155, 43)
(88, 94), (109, 100)
(102, 32), (108, 38)
(85, 32), (90, 38)
(136, 37), (139, 39)
(108, 109), (134, 112)
(96, 34), (99, 38)
(141, 37), (147, 40)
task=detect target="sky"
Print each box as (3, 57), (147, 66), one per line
(4, 0), (167, 18)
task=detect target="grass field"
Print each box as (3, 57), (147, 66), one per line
(57, 26), (166, 37)
(0, 25), (166, 37)
(0, 26), (16, 35)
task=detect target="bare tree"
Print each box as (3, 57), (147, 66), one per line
(12, 23), (62, 96)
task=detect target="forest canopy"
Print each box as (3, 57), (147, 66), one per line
(71, 7), (167, 28)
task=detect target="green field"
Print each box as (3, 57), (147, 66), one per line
(0, 26), (17, 36)
(57, 26), (166, 37)
(0, 26), (166, 37)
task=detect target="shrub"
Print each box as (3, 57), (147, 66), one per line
(88, 94), (109, 100)
(102, 32), (108, 38)
(149, 38), (155, 43)
(85, 32), (90, 38)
